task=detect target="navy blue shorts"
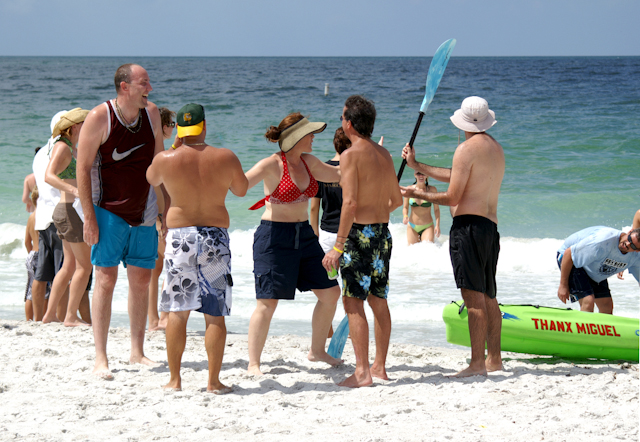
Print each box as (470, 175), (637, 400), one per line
(556, 253), (611, 301)
(253, 220), (338, 300)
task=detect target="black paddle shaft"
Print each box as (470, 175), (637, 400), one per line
(396, 111), (425, 182)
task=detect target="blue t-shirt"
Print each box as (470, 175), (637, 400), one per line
(557, 226), (640, 283)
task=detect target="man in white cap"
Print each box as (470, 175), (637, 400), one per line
(77, 64), (165, 379)
(401, 96), (505, 377)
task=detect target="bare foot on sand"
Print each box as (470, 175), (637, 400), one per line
(163, 380), (181, 391)
(93, 368), (114, 380)
(130, 356), (163, 368)
(42, 315), (61, 324)
(147, 324), (166, 332)
(338, 372), (373, 388)
(450, 365), (488, 378)
(486, 358), (504, 372)
(247, 364), (263, 376)
(207, 384), (233, 395)
(370, 364), (389, 381)
(64, 317), (91, 327)
(307, 350), (343, 366)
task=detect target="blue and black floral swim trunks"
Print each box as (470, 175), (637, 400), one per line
(160, 226), (232, 317)
(340, 223), (392, 301)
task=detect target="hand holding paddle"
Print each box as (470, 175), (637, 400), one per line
(397, 38), (456, 182)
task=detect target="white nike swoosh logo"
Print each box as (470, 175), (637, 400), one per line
(112, 143), (146, 161)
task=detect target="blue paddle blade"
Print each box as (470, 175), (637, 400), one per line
(420, 38), (456, 113)
(327, 314), (349, 359)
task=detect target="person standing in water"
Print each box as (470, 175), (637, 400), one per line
(401, 96), (505, 378)
(402, 171), (440, 244)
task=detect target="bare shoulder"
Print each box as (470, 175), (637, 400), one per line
(85, 102), (108, 125)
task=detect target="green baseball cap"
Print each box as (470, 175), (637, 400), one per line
(177, 103), (205, 138)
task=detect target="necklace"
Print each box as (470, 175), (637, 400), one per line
(187, 142), (207, 146)
(114, 99), (142, 134)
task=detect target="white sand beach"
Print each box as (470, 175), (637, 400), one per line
(0, 319), (637, 442)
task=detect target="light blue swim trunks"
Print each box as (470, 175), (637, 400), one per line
(91, 205), (157, 269)
(160, 226), (232, 317)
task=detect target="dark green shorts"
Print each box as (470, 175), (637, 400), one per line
(340, 223), (392, 301)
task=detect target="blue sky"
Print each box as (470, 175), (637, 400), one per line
(1, 0), (638, 56)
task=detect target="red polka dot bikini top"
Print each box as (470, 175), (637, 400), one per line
(249, 152), (318, 210)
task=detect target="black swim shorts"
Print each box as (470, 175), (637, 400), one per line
(34, 223), (63, 283)
(556, 253), (611, 301)
(449, 214), (500, 299)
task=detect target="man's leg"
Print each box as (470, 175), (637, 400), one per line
(31, 280), (47, 321)
(164, 310), (190, 390)
(454, 288), (489, 377)
(309, 286), (342, 366)
(204, 314), (232, 394)
(338, 296), (372, 388)
(368, 295), (391, 380)
(125, 265), (158, 366)
(594, 297), (613, 314)
(484, 294), (503, 372)
(92, 265), (118, 379)
(578, 295), (596, 312)
(247, 298), (278, 375)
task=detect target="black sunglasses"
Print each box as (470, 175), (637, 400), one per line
(628, 234), (638, 251)
(166, 121), (176, 128)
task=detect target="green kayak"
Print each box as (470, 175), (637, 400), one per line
(442, 301), (639, 362)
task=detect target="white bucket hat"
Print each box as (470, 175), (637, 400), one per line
(450, 96), (497, 133)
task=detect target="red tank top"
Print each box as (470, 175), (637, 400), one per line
(92, 101), (156, 226)
(249, 152), (318, 210)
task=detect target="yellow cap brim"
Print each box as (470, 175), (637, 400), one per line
(177, 121), (204, 138)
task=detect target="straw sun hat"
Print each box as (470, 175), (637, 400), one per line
(52, 108), (89, 138)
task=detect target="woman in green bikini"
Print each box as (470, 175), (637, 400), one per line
(402, 171), (440, 244)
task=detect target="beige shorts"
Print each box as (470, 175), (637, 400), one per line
(52, 202), (84, 243)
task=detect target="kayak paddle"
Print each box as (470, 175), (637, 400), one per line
(397, 38), (456, 182)
(327, 313), (349, 359)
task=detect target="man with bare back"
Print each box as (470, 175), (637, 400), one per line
(147, 103), (248, 393)
(323, 95), (403, 388)
(401, 96), (505, 377)
(77, 64), (165, 379)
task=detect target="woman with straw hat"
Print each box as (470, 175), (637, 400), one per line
(42, 108), (93, 326)
(245, 112), (343, 375)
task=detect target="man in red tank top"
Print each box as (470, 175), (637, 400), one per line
(77, 64), (166, 380)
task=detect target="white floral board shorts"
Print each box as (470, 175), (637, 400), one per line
(160, 226), (232, 317)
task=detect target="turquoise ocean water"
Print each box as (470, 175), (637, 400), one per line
(0, 56), (638, 348)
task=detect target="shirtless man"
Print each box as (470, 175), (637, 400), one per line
(147, 103), (247, 393)
(323, 95), (403, 388)
(77, 64), (166, 379)
(401, 96), (505, 377)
